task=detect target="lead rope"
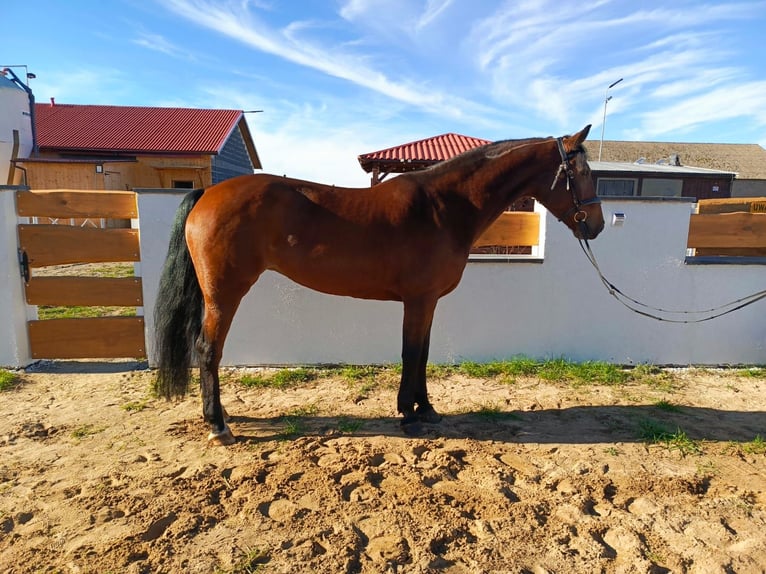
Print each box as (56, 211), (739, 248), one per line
(578, 237), (766, 323)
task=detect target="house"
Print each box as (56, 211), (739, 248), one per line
(587, 160), (736, 200)
(586, 140), (766, 198)
(10, 102), (262, 190)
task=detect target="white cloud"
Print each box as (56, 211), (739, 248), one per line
(162, 0), (478, 119)
(634, 81), (766, 139)
(132, 32), (188, 58)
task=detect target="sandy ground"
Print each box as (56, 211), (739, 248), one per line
(1, 363), (765, 574)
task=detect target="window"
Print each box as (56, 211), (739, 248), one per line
(597, 178), (636, 197)
(641, 178), (682, 197)
(172, 180), (195, 189)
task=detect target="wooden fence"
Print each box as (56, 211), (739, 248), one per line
(688, 197), (766, 257)
(15, 189), (145, 359)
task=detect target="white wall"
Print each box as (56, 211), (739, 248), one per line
(0, 187), (33, 367)
(137, 192), (766, 367)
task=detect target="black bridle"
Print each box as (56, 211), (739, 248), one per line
(551, 137), (601, 233)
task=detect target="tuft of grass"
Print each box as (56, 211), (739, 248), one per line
(215, 546), (269, 574)
(121, 400), (149, 413)
(278, 417), (305, 439)
(337, 417), (363, 434)
(0, 370), (19, 392)
(536, 358), (628, 385)
(735, 367), (766, 379)
(638, 420), (701, 456)
(741, 435), (766, 455)
(629, 364), (678, 391)
(653, 400), (683, 413)
(71, 424), (106, 440)
(337, 364), (380, 381)
(239, 368), (317, 389)
(472, 401), (521, 422)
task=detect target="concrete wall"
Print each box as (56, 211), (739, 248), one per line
(137, 191), (766, 368)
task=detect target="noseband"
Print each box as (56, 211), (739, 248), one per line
(551, 137), (601, 227)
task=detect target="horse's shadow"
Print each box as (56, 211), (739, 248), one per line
(226, 404), (765, 445)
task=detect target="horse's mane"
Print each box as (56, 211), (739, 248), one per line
(422, 136), (548, 176)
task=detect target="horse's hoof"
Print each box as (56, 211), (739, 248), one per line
(207, 425), (236, 446)
(416, 405), (442, 424)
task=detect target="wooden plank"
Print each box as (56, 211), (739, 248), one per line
(16, 190), (138, 219)
(28, 317), (146, 359)
(18, 225), (140, 267)
(687, 213), (766, 248)
(25, 277), (143, 306)
(474, 212), (540, 248)
(697, 197), (766, 214)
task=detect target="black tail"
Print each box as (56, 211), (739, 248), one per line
(154, 188), (206, 399)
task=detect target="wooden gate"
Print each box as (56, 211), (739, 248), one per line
(15, 189), (145, 360)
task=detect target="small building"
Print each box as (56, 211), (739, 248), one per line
(11, 102), (262, 190)
(588, 161), (736, 200)
(587, 140), (766, 198)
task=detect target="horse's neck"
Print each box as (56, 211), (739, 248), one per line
(428, 140), (551, 239)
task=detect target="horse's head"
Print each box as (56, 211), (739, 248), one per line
(540, 125), (604, 240)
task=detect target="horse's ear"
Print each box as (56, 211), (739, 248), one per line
(564, 124), (591, 150)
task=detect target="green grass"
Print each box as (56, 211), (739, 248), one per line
(735, 367), (766, 379)
(741, 435), (766, 455)
(653, 400), (683, 413)
(35, 263), (138, 320)
(337, 417), (364, 433)
(239, 368), (318, 389)
(638, 419), (701, 456)
(278, 417), (306, 439)
(455, 357), (631, 386)
(37, 305), (137, 320)
(0, 370), (19, 392)
(215, 547), (269, 574)
(70, 424), (106, 440)
(472, 401), (521, 422)
(121, 400), (149, 413)
(231, 358), (683, 393)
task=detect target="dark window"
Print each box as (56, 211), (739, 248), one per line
(597, 178), (636, 197)
(172, 180), (195, 189)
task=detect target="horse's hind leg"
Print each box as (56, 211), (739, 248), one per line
(197, 283), (252, 446)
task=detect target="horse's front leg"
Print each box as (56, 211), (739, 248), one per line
(399, 298), (440, 435)
(197, 316), (236, 446)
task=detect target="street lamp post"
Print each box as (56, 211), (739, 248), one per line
(598, 77), (623, 161)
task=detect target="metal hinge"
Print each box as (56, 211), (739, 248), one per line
(18, 249), (29, 284)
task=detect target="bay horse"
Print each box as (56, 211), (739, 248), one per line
(154, 125), (604, 445)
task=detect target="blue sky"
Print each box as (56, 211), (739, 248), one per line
(4, 0), (766, 186)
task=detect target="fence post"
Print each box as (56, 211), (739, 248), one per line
(0, 186), (33, 368)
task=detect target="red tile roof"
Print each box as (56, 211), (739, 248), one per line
(34, 103), (245, 155)
(358, 132), (491, 173)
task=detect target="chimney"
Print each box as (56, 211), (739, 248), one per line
(50, 97), (55, 106)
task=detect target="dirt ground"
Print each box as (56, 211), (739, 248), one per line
(1, 362), (765, 574)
